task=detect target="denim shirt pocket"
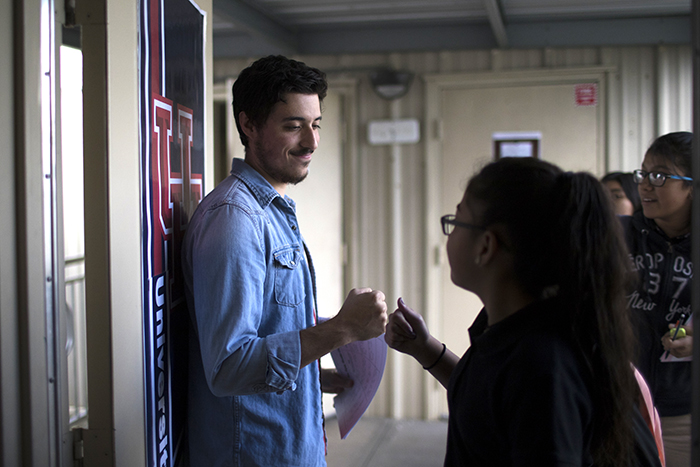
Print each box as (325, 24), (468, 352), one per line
(272, 245), (306, 307)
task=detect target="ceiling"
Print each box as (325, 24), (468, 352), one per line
(212, 0), (693, 59)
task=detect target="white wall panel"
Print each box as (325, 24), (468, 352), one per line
(603, 48), (624, 170)
(659, 45), (693, 136)
(617, 48), (658, 170)
(639, 49), (657, 162)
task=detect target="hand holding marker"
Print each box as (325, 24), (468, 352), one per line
(663, 313), (687, 359)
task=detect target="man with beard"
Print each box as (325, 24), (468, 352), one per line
(181, 55), (388, 467)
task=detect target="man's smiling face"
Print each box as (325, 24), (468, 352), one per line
(242, 92), (322, 194)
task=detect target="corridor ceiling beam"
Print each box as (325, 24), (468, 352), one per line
(484, 0), (508, 48)
(214, 0), (298, 55)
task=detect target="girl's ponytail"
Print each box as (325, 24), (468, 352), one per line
(549, 170), (637, 466)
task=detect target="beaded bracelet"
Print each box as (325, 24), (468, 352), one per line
(423, 343), (446, 370)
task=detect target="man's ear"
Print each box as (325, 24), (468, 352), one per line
(239, 111), (256, 140)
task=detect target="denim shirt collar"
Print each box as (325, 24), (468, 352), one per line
(230, 158), (297, 211)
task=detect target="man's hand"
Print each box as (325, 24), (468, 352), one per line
(334, 288), (388, 342)
(299, 288), (387, 368)
(321, 368), (353, 394)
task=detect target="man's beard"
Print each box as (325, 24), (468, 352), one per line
(255, 140), (311, 186)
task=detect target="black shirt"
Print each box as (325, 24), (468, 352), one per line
(444, 299), (661, 467)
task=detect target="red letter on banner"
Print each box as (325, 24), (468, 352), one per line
(152, 95), (174, 277)
(176, 104), (202, 223)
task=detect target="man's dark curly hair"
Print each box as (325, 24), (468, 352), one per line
(232, 55), (328, 148)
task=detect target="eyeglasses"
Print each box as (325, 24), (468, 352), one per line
(632, 169), (692, 187)
(441, 214), (485, 236)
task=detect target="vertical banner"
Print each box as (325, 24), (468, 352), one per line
(139, 0), (205, 465)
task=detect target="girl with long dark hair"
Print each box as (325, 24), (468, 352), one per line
(386, 157), (661, 466)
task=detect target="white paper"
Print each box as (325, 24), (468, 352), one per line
(330, 335), (388, 439)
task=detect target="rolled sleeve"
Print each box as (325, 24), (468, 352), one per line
(265, 330), (301, 391)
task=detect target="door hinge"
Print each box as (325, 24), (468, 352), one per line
(71, 427), (115, 466)
(433, 119), (443, 141)
(73, 437), (84, 463)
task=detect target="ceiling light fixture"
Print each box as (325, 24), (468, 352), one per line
(369, 69), (414, 100)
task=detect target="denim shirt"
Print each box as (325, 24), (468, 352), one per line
(182, 158), (325, 466)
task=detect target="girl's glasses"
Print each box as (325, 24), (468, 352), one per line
(441, 215), (486, 236)
(632, 169), (692, 187)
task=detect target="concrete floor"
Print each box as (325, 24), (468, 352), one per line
(325, 416), (448, 467)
